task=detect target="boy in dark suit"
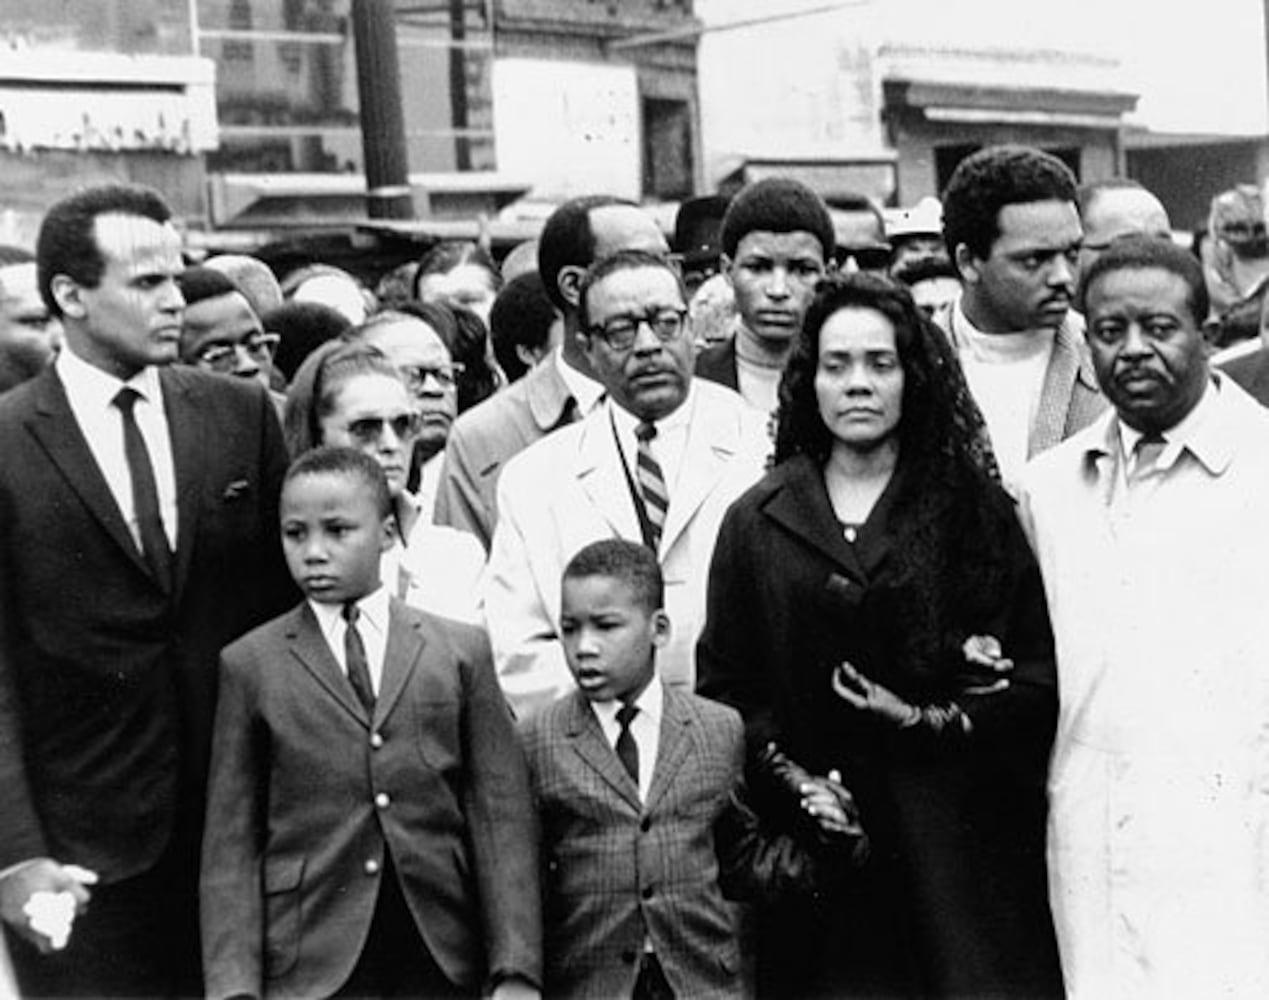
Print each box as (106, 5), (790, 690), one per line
(201, 447), (541, 1000)
(519, 540), (865, 1000)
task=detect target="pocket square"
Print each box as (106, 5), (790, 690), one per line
(222, 479), (251, 501)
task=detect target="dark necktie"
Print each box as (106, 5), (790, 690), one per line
(113, 387), (172, 592)
(635, 422), (669, 551)
(615, 702), (640, 788)
(342, 602), (376, 713)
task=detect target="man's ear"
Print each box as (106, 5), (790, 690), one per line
(953, 243), (980, 285)
(651, 609), (671, 649)
(720, 254), (735, 288)
(557, 264), (586, 308)
(50, 275), (86, 320)
(379, 516), (396, 554)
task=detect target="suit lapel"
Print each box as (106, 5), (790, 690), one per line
(659, 390), (736, 556)
(644, 689), (695, 815)
(374, 600), (424, 728)
(763, 455), (862, 579)
(576, 409), (642, 541)
(563, 692), (641, 811)
(26, 368), (149, 577)
(287, 603), (369, 726)
(1030, 319), (1095, 457)
(162, 369), (207, 601)
(526, 357), (576, 431)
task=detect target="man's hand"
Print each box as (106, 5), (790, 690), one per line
(0, 858), (97, 953)
(958, 634), (1013, 696)
(489, 975), (540, 1000)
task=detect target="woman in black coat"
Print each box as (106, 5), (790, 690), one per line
(697, 274), (1062, 998)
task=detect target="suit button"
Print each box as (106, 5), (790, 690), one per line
(640, 818), (651, 833)
(621, 949), (637, 965)
(370, 732), (384, 749)
(374, 792), (390, 809)
(641, 886), (654, 900)
(364, 859), (380, 875)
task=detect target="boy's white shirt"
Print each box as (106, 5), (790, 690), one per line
(309, 584), (391, 695)
(588, 672), (664, 803)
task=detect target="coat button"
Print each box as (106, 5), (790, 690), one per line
(370, 732), (384, 749)
(621, 949), (637, 965)
(640, 817), (651, 833)
(364, 859), (380, 875)
(374, 792), (390, 809)
(641, 885), (654, 900)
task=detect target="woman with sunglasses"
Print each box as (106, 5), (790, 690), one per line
(284, 340), (484, 624)
(698, 274), (1062, 998)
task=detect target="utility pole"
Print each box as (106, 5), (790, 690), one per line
(351, 0), (415, 220)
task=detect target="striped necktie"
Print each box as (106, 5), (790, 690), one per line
(615, 702), (640, 788)
(342, 602), (376, 713)
(635, 421), (669, 551)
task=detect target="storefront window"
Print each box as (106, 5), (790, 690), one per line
(1, 0), (193, 56)
(198, 0), (495, 174)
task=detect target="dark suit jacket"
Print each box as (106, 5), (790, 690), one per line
(434, 357), (576, 551)
(693, 336), (740, 392)
(519, 686), (744, 1000)
(1219, 345), (1269, 406)
(201, 599), (541, 1000)
(0, 364), (291, 883)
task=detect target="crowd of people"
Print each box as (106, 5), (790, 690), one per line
(3, 143), (1269, 999)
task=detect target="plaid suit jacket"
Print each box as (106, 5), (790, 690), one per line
(520, 686), (744, 999)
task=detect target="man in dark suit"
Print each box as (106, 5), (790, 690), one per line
(0, 183), (292, 997)
(434, 195), (669, 551)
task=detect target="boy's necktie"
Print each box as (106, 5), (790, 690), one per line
(635, 421), (668, 551)
(342, 602), (376, 713)
(615, 703), (640, 788)
(114, 387), (172, 593)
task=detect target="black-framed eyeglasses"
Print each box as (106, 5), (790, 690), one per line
(344, 412), (423, 444)
(399, 362), (464, 391)
(837, 245), (893, 271)
(585, 307), (689, 352)
(196, 332), (279, 372)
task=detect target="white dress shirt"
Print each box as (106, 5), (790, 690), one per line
(309, 585), (391, 695)
(589, 672), (664, 803)
(55, 347), (178, 550)
(554, 346), (606, 416)
(609, 386), (696, 498)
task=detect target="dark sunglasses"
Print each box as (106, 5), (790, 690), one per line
(837, 245), (894, 271)
(344, 412), (422, 444)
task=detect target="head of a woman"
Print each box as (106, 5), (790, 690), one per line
(283, 341), (419, 499)
(352, 309), (460, 458)
(413, 241), (502, 328)
(775, 273), (979, 473)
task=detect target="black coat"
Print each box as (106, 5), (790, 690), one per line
(698, 453), (1062, 998)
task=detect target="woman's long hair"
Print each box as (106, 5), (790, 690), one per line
(775, 273), (1012, 687)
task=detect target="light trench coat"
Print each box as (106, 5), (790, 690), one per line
(1019, 376), (1269, 999)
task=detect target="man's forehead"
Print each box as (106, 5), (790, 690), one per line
(184, 290), (261, 336)
(0, 262), (39, 303)
(589, 205), (668, 258)
(733, 229), (826, 261)
(1086, 190), (1170, 240)
(92, 212), (182, 264)
(994, 199), (1082, 248)
(590, 266), (683, 314)
(1086, 266), (1190, 311)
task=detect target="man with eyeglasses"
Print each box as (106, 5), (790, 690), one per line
(695, 177), (835, 414)
(0, 253), (61, 394)
(176, 266), (282, 402)
(435, 195), (670, 552)
(483, 250), (770, 718)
